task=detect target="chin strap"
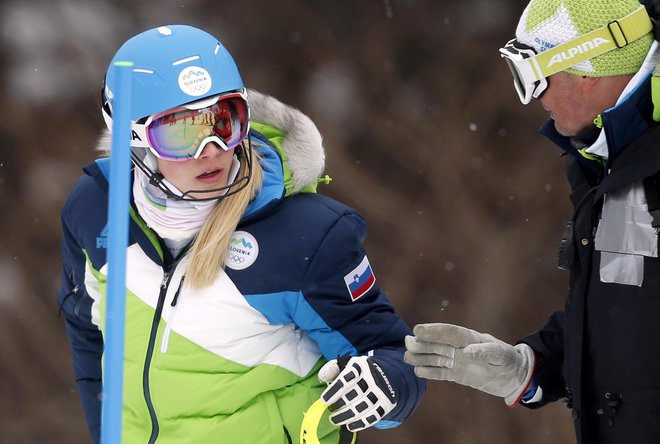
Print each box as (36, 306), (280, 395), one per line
(131, 151), (177, 197)
(130, 135), (253, 202)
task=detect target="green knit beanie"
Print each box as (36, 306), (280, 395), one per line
(515, 0), (653, 76)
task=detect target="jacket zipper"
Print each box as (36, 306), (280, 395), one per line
(144, 270), (175, 444)
(57, 284), (79, 317)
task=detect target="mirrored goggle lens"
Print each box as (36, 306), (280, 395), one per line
(503, 56), (533, 103)
(146, 94), (248, 160)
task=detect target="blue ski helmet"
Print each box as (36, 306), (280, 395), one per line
(101, 25), (253, 202)
(102, 24), (244, 122)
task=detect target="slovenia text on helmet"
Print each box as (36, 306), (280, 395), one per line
(101, 25), (252, 200)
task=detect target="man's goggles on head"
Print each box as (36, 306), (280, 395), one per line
(499, 5), (653, 104)
(131, 89), (249, 160)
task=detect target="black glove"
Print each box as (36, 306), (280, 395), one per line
(318, 356), (397, 432)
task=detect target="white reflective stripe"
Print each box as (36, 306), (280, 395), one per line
(599, 252), (645, 287)
(172, 55), (200, 66)
(596, 182), (658, 257)
(595, 182), (657, 287)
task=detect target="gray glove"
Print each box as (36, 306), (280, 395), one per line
(404, 323), (534, 406)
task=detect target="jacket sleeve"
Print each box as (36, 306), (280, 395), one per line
(518, 310), (567, 408)
(57, 185), (103, 444)
(297, 210), (426, 427)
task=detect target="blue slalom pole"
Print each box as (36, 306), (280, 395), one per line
(101, 61), (133, 444)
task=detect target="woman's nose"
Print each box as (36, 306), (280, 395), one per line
(198, 141), (225, 158)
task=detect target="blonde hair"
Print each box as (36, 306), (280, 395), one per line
(96, 130), (264, 290)
(186, 144), (263, 290)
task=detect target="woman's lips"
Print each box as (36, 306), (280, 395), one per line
(196, 169), (222, 184)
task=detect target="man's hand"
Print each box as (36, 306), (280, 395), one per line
(404, 323), (534, 406)
(318, 356), (397, 432)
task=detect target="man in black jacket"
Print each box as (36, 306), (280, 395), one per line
(405, 0), (660, 443)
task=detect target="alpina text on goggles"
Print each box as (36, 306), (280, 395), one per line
(131, 89), (249, 160)
(499, 5), (652, 104)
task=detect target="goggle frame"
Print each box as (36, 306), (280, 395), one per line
(131, 88), (250, 161)
(499, 39), (547, 105)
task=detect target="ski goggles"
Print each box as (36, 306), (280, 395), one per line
(499, 5), (652, 105)
(499, 39), (549, 105)
(131, 89), (249, 160)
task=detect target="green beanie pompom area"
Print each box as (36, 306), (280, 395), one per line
(516, 0), (654, 77)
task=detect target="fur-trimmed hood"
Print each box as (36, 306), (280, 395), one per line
(247, 89), (325, 193)
(97, 89), (326, 194)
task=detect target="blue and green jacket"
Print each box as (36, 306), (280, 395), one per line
(57, 90), (425, 443)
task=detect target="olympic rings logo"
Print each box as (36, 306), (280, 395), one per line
(226, 231), (259, 270)
(187, 84), (210, 92)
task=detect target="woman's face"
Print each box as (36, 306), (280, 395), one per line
(156, 142), (235, 199)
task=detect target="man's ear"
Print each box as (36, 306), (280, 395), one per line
(585, 74), (635, 111)
(581, 75), (600, 93)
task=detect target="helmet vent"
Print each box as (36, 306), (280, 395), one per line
(172, 55), (200, 66)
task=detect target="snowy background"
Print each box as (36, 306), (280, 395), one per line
(1, 0), (576, 442)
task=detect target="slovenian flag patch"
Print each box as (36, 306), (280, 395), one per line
(343, 256), (376, 301)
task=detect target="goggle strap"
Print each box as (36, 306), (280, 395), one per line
(534, 5), (652, 78)
(130, 123), (150, 148)
(528, 57), (545, 83)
